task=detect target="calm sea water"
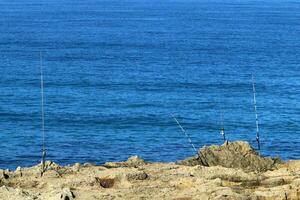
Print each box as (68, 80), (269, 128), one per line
(0, 0), (299, 169)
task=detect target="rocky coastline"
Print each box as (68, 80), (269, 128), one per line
(0, 141), (299, 200)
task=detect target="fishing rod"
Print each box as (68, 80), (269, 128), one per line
(218, 79), (227, 142)
(171, 114), (198, 154)
(251, 74), (260, 151)
(171, 114), (209, 166)
(40, 52), (46, 175)
(219, 108), (226, 142)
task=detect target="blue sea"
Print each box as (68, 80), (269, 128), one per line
(0, 0), (299, 169)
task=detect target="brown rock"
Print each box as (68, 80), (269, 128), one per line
(126, 171), (148, 181)
(177, 141), (281, 172)
(95, 177), (115, 188)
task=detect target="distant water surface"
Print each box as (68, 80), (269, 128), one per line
(0, 0), (299, 169)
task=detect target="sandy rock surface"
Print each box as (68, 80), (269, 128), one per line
(0, 141), (299, 200)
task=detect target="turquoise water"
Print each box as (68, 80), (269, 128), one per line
(0, 0), (299, 169)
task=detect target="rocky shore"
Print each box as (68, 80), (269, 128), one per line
(0, 141), (299, 200)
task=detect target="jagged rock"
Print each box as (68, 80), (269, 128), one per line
(83, 163), (95, 167)
(0, 170), (10, 180)
(103, 156), (146, 168)
(59, 188), (76, 200)
(126, 155), (146, 167)
(14, 166), (23, 177)
(0, 186), (35, 200)
(71, 163), (81, 172)
(31, 161), (62, 177)
(95, 177), (115, 188)
(260, 177), (287, 187)
(126, 171), (148, 181)
(0, 141), (297, 200)
(177, 141), (281, 172)
(35, 161), (61, 171)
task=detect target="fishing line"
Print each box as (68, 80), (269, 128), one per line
(171, 114), (197, 153)
(252, 74), (260, 151)
(40, 52), (46, 175)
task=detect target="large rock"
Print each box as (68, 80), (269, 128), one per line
(0, 186), (35, 200)
(103, 156), (146, 168)
(177, 141), (281, 172)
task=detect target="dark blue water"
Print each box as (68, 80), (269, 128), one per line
(0, 0), (299, 169)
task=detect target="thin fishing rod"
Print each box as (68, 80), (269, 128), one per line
(219, 108), (226, 142)
(252, 74), (260, 151)
(218, 79), (226, 142)
(171, 114), (197, 153)
(170, 114), (208, 166)
(40, 52), (46, 174)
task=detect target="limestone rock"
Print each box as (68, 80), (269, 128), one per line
(0, 141), (297, 200)
(104, 156), (146, 168)
(0, 186), (35, 200)
(60, 188), (76, 200)
(126, 171), (148, 181)
(177, 141), (281, 172)
(35, 161), (61, 171)
(0, 170), (10, 180)
(71, 163), (81, 172)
